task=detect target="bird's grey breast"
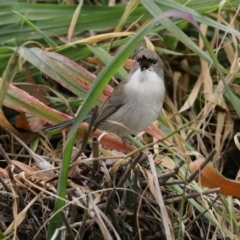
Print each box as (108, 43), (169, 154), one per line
(106, 68), (165, 135)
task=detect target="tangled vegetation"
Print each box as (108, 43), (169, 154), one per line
(0, 0), (240, 239)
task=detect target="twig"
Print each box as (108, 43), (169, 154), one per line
(61, 211), (75, 240)
(187, 149), (216, 183)
(92, 137), (99, 177)
(148, 153), (173, 240)
(71, 106), (99, 164)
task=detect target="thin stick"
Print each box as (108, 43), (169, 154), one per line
(148, 153), (173, 240)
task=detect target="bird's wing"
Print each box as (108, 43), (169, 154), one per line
(93, 84), (126, 130)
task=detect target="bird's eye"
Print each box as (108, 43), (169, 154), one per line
(137, 57), (142, 63)
(150, 59), (157, 64)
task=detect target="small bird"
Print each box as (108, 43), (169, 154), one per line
(41, 49), (165, 137)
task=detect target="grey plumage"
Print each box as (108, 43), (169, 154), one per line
(94, 49), (165, 136)
(41, 49), (165, 137)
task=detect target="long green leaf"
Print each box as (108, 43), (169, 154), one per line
(0, 52), (19, 109)
(17, 47), (93, 98)
(2, 1), (238, 43)
(0, 4), (151, 42)
(12, 10), (57, 48)
(154, 0), (240, 38)
(87, 45), (127, 80)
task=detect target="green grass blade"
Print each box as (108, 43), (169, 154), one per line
(0, 52), (19, 109)
(12, 10), (57, 48)
(154, 0), (240, 38)
(87, 45), (127, 80)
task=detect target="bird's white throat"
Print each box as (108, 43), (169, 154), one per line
(126, 67), (165, 103)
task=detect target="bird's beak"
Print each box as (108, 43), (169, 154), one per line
(140, 57), (149, 71)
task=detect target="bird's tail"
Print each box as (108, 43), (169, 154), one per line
(40, 119), (75, 132)
(40, 115), (91, 133)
